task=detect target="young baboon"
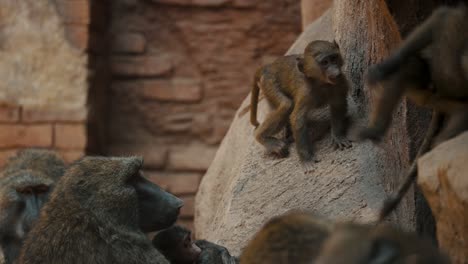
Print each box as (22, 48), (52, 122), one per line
(18, 156), (184, 264)
(152, 225), (202, 264)
(0, 149), (65, 264)
(359, 4), (468, 220)
(240, 211), (449, 264)
(152, 225), (239, 264)
(250, 40), (352, 172)
(240, 211), (331, 264)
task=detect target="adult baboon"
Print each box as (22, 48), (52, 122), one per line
(18, 156), (184, 264)
(0, 149), (65, 264)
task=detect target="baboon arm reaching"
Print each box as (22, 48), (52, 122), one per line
(329, 88), (352, 150)
(368, 7), (449, 83)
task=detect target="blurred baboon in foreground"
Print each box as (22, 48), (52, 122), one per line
(0, 149), (65, 264)
(19, 156), (184, 264)
(240, 211), (449, 264)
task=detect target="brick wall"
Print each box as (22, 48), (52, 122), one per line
(0, 0), (91, 167)
(106, 0), (301, 228)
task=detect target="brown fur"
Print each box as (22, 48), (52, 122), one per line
(250, 40), (352, 173)
(18, 156), (174, 264)
(0, 149), (65, 264)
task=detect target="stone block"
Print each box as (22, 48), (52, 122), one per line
(0, 149), (19, 169)
(145, 172), (202, 195)
(0, 105), (20, 123)
(111, 55), (173, 77)
(0, 125), (52, 148)
(58, 150), (85, 164)
(192, 0), (229, 6)
(140, 78), (202, 103)
(107, 144), (168, 169)
(180, 196), (195, 217)
(56, 0), (91, 24)
(22, 107), (87, 123)
(168, 143), (217, 171)
(54, 123), (87, 150)
(418, 132), (468, 263)
(112, 33), (146, 54)
(151, 0), (191, 5)
(65, 24), (89, 51)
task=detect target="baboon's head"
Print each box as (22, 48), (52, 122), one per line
(55, 156), (183, 232)
(298, 40), (343, 85)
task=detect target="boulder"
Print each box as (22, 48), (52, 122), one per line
(195, 0), (420, 255)
(418, 131), (468, 264)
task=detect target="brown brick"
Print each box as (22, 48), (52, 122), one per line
(192, 0), (229, 6)
(22, 107), (87, 123)
(111, 55), (173, 77)
(56, 0), (91, 24)
(140, 78), (202, 103)
(112, 33), (146, 54)
(107, 144), (168, 169)
(150, 0), (191, 5)
(0, 105), (20, 123)
(176, 219), (194, 232)
(65, 24), (89, 51)
(0, 125), (52, 148)
(145, 172), (202, 195)
(59, 150), (85, 164)
(0, 149), (19, 168)
(179, 196), (195, 218)
(54, 124), (87, 150)
(168, 144), (217, 171)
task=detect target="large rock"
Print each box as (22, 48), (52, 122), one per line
(194, 0), (420, 255)
(300, 0), (333, 29)
(418, 131), (468, 264)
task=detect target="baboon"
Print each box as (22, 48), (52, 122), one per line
(361, 4), (468, 145)
(152, 225), (202, 264)
(359, 4), (468, 220)
(0, 149), (65, 264)
(152, 225), (239, 264)
(240, 211), (331, 264)
(240, 211), (449, 264)
(18, 156), (184, 264)
(250, 40), (352, 172)
(315, 222), (450, 264)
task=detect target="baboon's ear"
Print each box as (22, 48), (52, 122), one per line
(367, 239), (399, 264)
(296, 57), (305, 74)
(333, 40), (340, 49)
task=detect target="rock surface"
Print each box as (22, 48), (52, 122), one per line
(418, 131), (468, 264)
(195, 0), (419, 255)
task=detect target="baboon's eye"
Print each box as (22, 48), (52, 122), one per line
(320, 59), (329, 66)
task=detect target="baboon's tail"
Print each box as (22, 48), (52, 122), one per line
(250, 72), (261, 127)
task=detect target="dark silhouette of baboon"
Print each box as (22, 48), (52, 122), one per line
(18, 156), (183, 264)
(0, 149), (65, 264)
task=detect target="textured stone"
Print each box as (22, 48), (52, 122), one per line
(140, 78), (202, 102)
(418, 132), (468, 264)
(232, 0), (258, 8)
(300, 0), (332, 29)
(192, 0), (229, 6)
(0, 125), (52, 148)
(112, 33), (147, 54)
(58, 150), (85, 164)
(180, 196), (195, 217)
(65, 24), (89, 51)
(0, 104), (20, 122)
(194, 1), (416, 255)
(151, 0), (191, 5)
(107, 144), (168, 169)
(54, 124), (87, 150)
(22, 107), (87, 122)
(111, 55), (173, 77)
(168, 143), (217, 171)
(145, 172), (202, 195)
(56, 0), (91, 24)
